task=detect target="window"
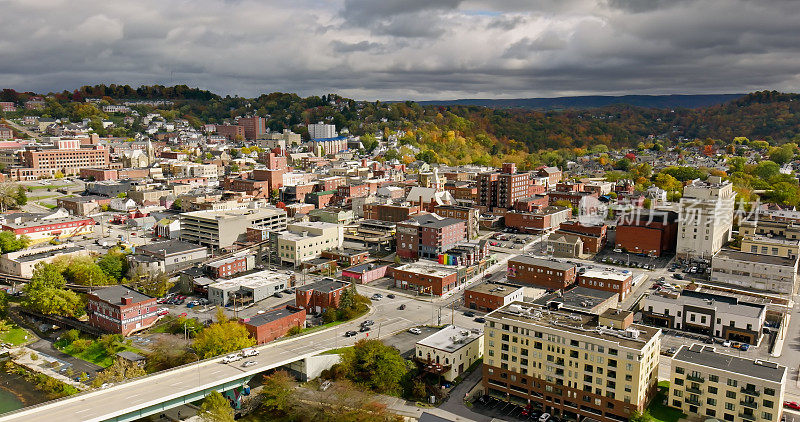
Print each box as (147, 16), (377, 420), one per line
(707, 398), (716, 406)
(725, 403), (735, 410)
(708, 386), (718, 394)
(765, 388), (775, 396)
(725, 391), (736, 399)
(727, 379), (737, 387)
(675, 367), (684, 374)
(709, 374), (719, 382)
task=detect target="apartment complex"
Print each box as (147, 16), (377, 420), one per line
(711, 249), (798, 296)
(180, 207), (287, 250)
(506, 256), (577, 290)
(237, 116), (267, 140)
(477, 163), (531, 210)
(669, 344), (785, 422)
(483, 304), (661, 422)
(14, 139), (110, 180)
(396, 213), (467, 260)
(275, 221), (343, 266)
(676, 177), (736, 260)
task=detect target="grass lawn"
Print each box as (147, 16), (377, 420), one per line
(646, 381), (686, 422)
(0, 325), (31, 345)
(58, 340), (146, 368)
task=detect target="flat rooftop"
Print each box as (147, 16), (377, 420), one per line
(344, 261), (389, 274)
(243, 306), (303, 326)
(14, 245), (83, 263)
(182, 207), (286, 221)
(673, 344), (786, 383)
(416, 325), (482, 354)
(90, 285), (152, 306)
(580, 269), (631, 281)
(743, 234), (800, 246)
(487, 301), (659, 350)
(646, 290), (765, 318)
(395, 262), (460, 278)
(466, 281), (523, 297)
(714, 249), (797, 266)
(534, 286), (617, 311)
(138, 239), (206, 256)
(296, 277), (349, 293)
(508, 255), (575, 272)
(208, 270), (291, 290)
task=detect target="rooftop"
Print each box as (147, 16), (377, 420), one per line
(673, 344), (786, 383)
(181, 207), (286, 221)
(487, 301), (659, 350)
(416, 325), (482, 353)
(401, 213), (463, 229)
(534, 286), (618, 312)
(137, 239), (206, 256)
(242, 306), (304, 326)
(90, 285), (153, 306)
(714, 249), (798, 266)
(208, 269), (292, 290)
(508, 255), (575, 271)
(13, 245), (84, 263)
(579, 269), (631, 281)
(344, 261), (389, 274)
(395, 261), (460, 278)
(646, 290), (765, 318)
(296, 277), (350, 293)
(466, 281), (524, 297)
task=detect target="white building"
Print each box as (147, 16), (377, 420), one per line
(207, 270), (292, 305)
(414, 325), (483, 382)
(711, 249), (798, 296)
(308, 122), (337, 139)
(676, 176), (735, 260)
(275, 222), (344, 266)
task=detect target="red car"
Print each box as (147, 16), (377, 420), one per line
(157, 310), (169, 316)
(783, 401), (800, 410)
(178, 312), (187, 318)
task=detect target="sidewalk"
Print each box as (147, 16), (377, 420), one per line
(13, 346), (88, 390)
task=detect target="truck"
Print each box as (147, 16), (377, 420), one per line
(242, 347), (259, 357)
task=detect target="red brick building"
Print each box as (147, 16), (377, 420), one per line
(80, 168), (118, 181)
(237, 116), (267, 140)
(241, 305), (306, 344)
(615, 210), (679, 257)
(537, 166), (562, 188)
(476, 163), (531, 211)
(295, 278), (350, 313)
(318, 177), (345, 192)
(321, 249), (370, 267)
(205, 255), (254, 279)
(465, 281), (525, 311)
(393, 262), (459, 296)
(214, 124), (245, 140)
(396, 214), (467, 260)
(223, 178), (270, 197)
(577, 270), (632, 300)
(18, 141), (110, 178)
(548, 190), (598, 208)
(434, 204), (480, 239)
(503, 206), (572, 234)
(341, 262), (390, 284)
(513, 195), (549, 212)
(305, 190), (335, 209)
(556, 221), (608, 254)
(443, 181), (477, 203)
(363, 204), (421, 223)
(86, 285), (158, 336)
(506, 255), (577, 290)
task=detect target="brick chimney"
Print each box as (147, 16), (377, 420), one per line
(122, 297), (133, 306)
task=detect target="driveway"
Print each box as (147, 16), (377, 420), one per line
(439, 364), (492, 421)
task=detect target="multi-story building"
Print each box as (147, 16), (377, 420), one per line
(537, 166), (563, 188)
(1, 211), (95, 244)
(615, 210), (679, 257)
(295, 277), (350, 314)
(180, 207), (287, 250)
(396, 214), (467, 260)
(483, 304), (661, 422)
(476, 163), (531, 211)
(0, 125), (13, 140)
(86, 285), (158, 336)
(545, 232), (585, 258)
(14, 140), (110, 179)
(434, 204), (480, 239)
(393, 261), (460, 296)
(127, 240), (209, 276)
(0, 243), (89, 278)
(214, 124), (244, 140)
(56, 195), (112, 216)
(711, 249), (798, 296)
(275, 222), (343, 266)
(577, 269), (633, 301)
(504, 206), (572, 234)
(669, 344), (785, 422)
(241, 305), (306, 344)
(237, 116), (267, 140)
(363, 203), (421, 223)
(307, 122), (338, 139)
(204, 254), (256, 279)
(556, 221), (607, 254)
(676, 177), (736, 260)
(207, 270), (292, 306)
(740, 234), (800, 260)
(415, 325), (484, 382)
(641, 290), (765, 345)
(465, 281), (525, 311)
(506, 256), (577, 290)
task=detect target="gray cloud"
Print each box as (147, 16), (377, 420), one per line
(0, 0), (798, 100)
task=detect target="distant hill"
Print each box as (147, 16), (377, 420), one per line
(413, 94), (746, 110)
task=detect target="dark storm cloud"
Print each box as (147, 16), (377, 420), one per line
(0, 0), (798, 100)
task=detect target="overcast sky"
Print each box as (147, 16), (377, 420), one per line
(1, 0), (799, 100)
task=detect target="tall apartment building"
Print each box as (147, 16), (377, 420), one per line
(669, 344), (785, 422)
(676, 177), (735, 260)
(477, 163), (531, 211)
(237, 116), (266, 140)
(180, 207), (287, 250)
(308, 122), (337, 139)
(14, 139), (110, 180)
(483, 304), (661, 422)
(396, 213), (467, 260)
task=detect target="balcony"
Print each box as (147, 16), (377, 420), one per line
(739, 400), (758, 409)
(740, 387), (760, 397)
(739, 413), (757, 421)
(685, 397), (702, 406)
(686, 386), (702, 394)
(686, 374), (704, 383)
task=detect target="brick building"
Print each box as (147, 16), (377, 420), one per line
(295, 278), (350, 314)
(86, 285), (158, 336)
(214, 124), (244, 140)
(321, 248), (370, 267)
(393, 262), (460, 296)
(363, 203), (421, 223)
(237, 116), (267, 140)
(615, 210), (679, 257)
(503, 206), (572, 234)
(464, 281), (524, 311)
(577, 269), (633, 300)
(556, 220), (608, 254)
(434, 204), (480, 239)
(341, 262), (390, 284)
(506, 255), (577, 290)
(79, 168), (118, 181)
(241, 305), (306, 344)
(548, 190), (599, 208)
(476, 163), (531, 211)
(204, 255), (255, 279)
(396, 214), (467, 260)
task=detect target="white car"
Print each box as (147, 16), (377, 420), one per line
(242, 360), (257, 368)
(408, 328), (422, 335)
(539, 413), (551, 422)
(222, 354), (243, 364)
(722, 340), (732, 347)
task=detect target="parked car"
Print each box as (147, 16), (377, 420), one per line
(539, 413), (551, 422)
(408, 327), (422, 335)
(371, 294), (381, 300)
(387, 294), (395, 299)
(739, 343), (750, 351)
(344, 330), (358, 337)
(273, 292), (283, 298)
(464, 311), (476, 317)
(474, 317), (486, 323)
(722, 340), (732, 347)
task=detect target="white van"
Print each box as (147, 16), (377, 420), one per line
(242, 348), (259, 357)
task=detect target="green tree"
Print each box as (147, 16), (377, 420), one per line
(629, 410), (654, 422)
(198, 391), (234, 422)
(145, 336), (198, 372)
(338, 339), (408, 394)
(97, 250), (128, 282)
(653, 173), (682, 194)
(0, 182), (23, 212)
(0, 231), (29, 253)
(259, 370), (295, 414)
(14, 186), (26, 206)
(22, 263), (84, 317)
(769, 144), (795, 165)
(192, 311), (255, 358)
(91, 358), (146, 388)
(753, 160), (780, 180)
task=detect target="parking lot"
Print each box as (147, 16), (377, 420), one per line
(471, 395), (566, 422)
(381, 326), (439, 358)
(487, 231), (543, 250)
